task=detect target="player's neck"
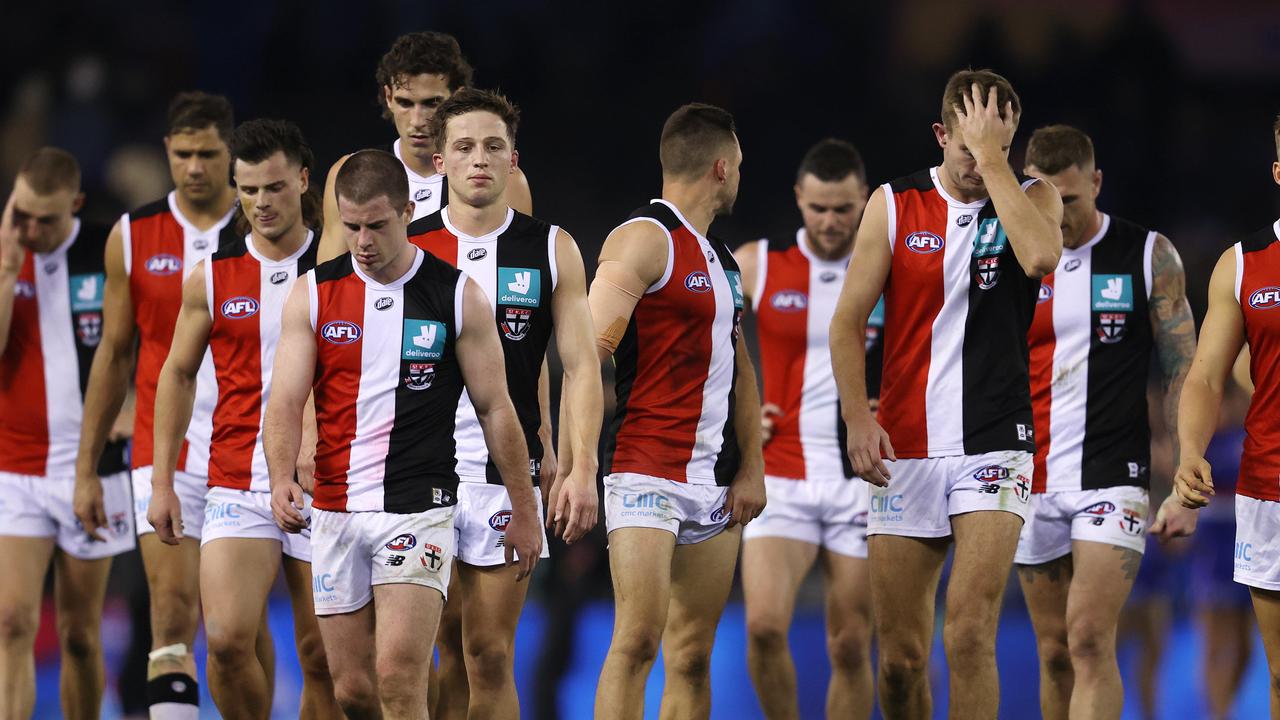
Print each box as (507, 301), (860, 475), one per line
(400, 142), (437, 178)
(369, 243), (416, 285)
(659, 183), (717, 237)
(249, 220), (308, 262)
(446, 199), (509, 238)
(802, 230), (852, 262)
(937, 165), (989, 205)
(174, 186), (236, 231)
(1064, 210), (1104, 250)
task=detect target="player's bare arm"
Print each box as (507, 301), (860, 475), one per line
(318, 154), (355, 263)
(457, 276), (542, 579)
(1175, 248), (1245, 509)
(830, 187), (894, 486)
(589, 220), (669, 362)
(264, 279), (315, 533)
(0, 194), (26, 355)
(1146, 234), (1200, 538)
(74, 219), (138, 536)
(725, 332), (766, 526)
(955, 84), (1064, 277)
(148, 261), (213, 545)
(546, 229), (603, 544)
(733, 240), (782, 443)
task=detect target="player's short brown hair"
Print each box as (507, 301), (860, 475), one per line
(1273, 112), (1279, 160)
(796, 138), (866, 185)
(167, 91), (234, 141)
(428, 88), (519, 150)
(19, 147), (81, 194)
(377, 32), (474, 95)
(1025, 125), (1096, 175)
(659, 103), (738, 179)
(941, 69), (1021, 131)
(334, 149), (409, 210)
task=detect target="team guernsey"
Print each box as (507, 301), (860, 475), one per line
(1028, 214), (1155, 493)
(407, 207), (554, 485)
(879, 167), (1039, 458)
(123, 191), (234, 474)
(393, 139), (447, 222)
(205, 232), (318, 492)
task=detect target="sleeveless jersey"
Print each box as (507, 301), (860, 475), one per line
(753, 229), (884, 481)
(123, 192), (234, 472)
(605, 199), (744, 486)
(0, 220), (128, 477)
(1028, 214), (1155, 493)
(309, 248), (465, 512)
(407, 207), (556, 485)
(206, 231), (318, 492)
(393, 139), (448, 222)
(1235, 219), (1280, 502)
(878, 167), (1040, 458)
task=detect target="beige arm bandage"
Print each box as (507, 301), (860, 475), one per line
(590, 260), (649, 355)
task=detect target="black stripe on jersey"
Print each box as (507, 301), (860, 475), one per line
(127, 196), (170, 221)
(1242, 225), (1279, 254)
(961, 200), (1037, 454)
(405, 212), (446, 238)
(65, 222), (128, 475)
(710, 234), (742, 487)
(298, 230), (321, 274)
(211, 234), (250, 261)
(1080, 216), (1154, 490)
(764, 233), (797, 252)
(383, 254), (466, 512)
(888, 169), (935, 194)
(313, 253), (357, 283)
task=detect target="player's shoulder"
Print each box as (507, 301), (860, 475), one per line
(418, 248), (465, 284)
(625, 201), (682, 232)
(507, 209), (553, 238)
(66, 220), (114, 267)
(1239, 222), (1279, 255)
(211, 233), (250, 262)
(313, 253), (356, 284)
(886, 168), (934, 194)
(407, 209), (446, 239)
(127, 195), (171, 222)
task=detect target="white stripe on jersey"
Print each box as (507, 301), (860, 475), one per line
(795, 230), (847, 479)
(394, 139), (447, 222)
(38, 220), (84, 476)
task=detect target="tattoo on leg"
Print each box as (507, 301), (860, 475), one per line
(1113, 546), (1142, 581)
(1017, 554), (1073, 584)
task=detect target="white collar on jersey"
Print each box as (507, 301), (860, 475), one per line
(928, 166), (991, 210)
(166, 190), (235, 234)
(796, 228), (851, 268)
(1063, 213), (1111, 255)
(441, 205), (514, 243)
(244, 229), (315, 266)
(393, 138), (443, 186)
(350, 245), (425, 290)
(651, 198), (712, 244)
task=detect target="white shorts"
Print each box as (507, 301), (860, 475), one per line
(310, 506), (455, 615)
(604, 472), (732, 545)
(0, 471), (135, 560)
(743, 475), (869, 558)
(453, 482), (550, 567)
(867, 450), (1033, 538)
(1014, 486), (1149, 565)
(200, 486), (312, 562)
(133, 465), (208, 540)
(1234, 495), (1280, 591)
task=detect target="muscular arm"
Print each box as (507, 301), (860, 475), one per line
(983, 169), (1063, 278)
(152, 261), (213, 489)
(0, 195), (24, 356)
(1148, 234), (1196, 463)
(588, 220), (669, 362)
(318, 154), (352, 263)
(732, 240), (761, 306)
(264, 280), (316, 530)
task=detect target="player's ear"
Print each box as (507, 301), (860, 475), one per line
(1092, 168), (1103, 199)
(1272, 161), (1279, 186)
(433, 152), (445, 175)
(403, 201), (415, 224)
(382, 85), (394, 110)
(71, 192), (85, 214)
(298, 166), (310, 195)
(714, 157), (728, 183)
(932, 122), (948, 149)
(509, 148), (519, 173)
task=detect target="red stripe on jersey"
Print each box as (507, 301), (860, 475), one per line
(0, 255), (50, 475)
(208, 255), (263, 490)
(611, 226), (716, 483)
(878, 188), (947, 457)
(312, 274), (366, 510)
(1239, 235), (1280, 501)
(1028, 275), (1056, 493)
(757, 244), (808, 479)
(128, 212), (190, 470)
(410, 228), (459, 267)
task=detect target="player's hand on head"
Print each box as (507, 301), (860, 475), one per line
(761, 403), (783, 444)
(846, 412), (895, 487)
(953, 83), (1016, 163)
(1173, 457), (1214, 509)
(271, 481), (307, 533)
(1151, 494), (1199, 541)
(0, 193), (25, 275)
(725, 465), (766, 527)
(553, 467), (598, 544)
(73, 473), (109, 541)
(505, 504), (543, 581)
(147, 486), (184, 545)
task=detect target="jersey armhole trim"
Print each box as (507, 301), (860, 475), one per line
(882, 183), (897, 256)
(1020, 177), (1041, 191)
(203, 261), (215, 319)
(616, 217), (674, 294)
(306, 272), (318, 332)
(120, 214), (132, 276)
(752, 239), (767, 313)
(454, 273), (466, 339)
(1233, 243), (1245, 303)
(547, 225), (560, 292)
(1143, 231), (1157, 300)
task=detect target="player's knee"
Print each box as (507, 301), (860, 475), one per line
(1066, 615), (1114, 666)
(942, 614), (997, 662)
(665, 645), (713, 685)
(333, 675), (378, 718)
(827, 624), (871, 674)
(205, 623), (255, 668)
(56, 621), (101, 662)
(1037, 635), (1074, 680)
(465, 638), (514, 689)
(745, 612), (789, 655)
(0, 604), (38, 646)
(610, 628), (662, 668)
(879, 645), (929, 693)
(151, 592), (200, 645)
(295, 631), (331, 680)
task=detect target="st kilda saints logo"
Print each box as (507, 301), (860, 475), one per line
(404, 362), (435, 391)
(1097, 313), (1126, 344)
(76, 312), (103, 347)
(503, 307), (532, 341)
(976, 256), (1000, 290)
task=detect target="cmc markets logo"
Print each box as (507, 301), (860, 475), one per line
(905, 232), (944, 254)
(1249, 286), (1280, 310)
(145, 254), (182, 275)
(321, 320), (361, 344)
(685, 271), (712, 293)
(221, 296), (259, 319)
(769, 290), (807, 313)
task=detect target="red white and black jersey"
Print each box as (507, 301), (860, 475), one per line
(0, 220), (128, 478)
(753, 229), (884, 481)
(309, 247), (465, 513)
(393, 139), (448, 223)
(206, 231), (318, 493)
(606, 199), (744, 486)
(1028, 214), (1156, 493)
(123, 192), (235, 472)
(1235, 219), (1280, 502)
(407, 207), (556, 486)
(878, 167), (1040, 458)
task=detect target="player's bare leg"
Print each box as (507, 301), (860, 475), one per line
(658, 526), (740, 720)
(200, 537), (281, 718)
(376, 585), (445, 719)
(139, 534), (202, 681)
(943, 511), (1023, 719)
(433, 568), (467, 720)
(820, 548), (873, 719)
(0, 537), (55, 718)
(53, 551), (113, 719)
(1064, 541), (1139, 720)
(743, 537), (818, 720)
(1250, 587), (1280, 719)
(1017, 553), (1074, 719)
(317, 604), (379, 719)
(283, 555), (341, 719)
(458, 562), (532, 720)
(1200, 605), (1252, 720)
(595, 528), (677, 720)
(869, 533), (946, 719)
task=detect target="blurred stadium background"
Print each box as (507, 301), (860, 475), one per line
(3, 1), (1279, 717)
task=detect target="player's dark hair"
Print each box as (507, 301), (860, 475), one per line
(229, 119), (319, 231)
(167, 91), (234, 141)
(377, 31), (474, 117)
(796, 138), (866, 185)
(428, 88), (520, 151)
(335, 149), (410, 211)
(19, 147), (81, 194)
(940, 68), (1021, 131)
(659, 103), (738, 179)
(1273, 112), (1280, 160)
(1025, 125), (1096, 175)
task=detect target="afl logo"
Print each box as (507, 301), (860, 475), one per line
(973, 465), (1009, 481)
(1249, 286), (1280, 310)
(321, 320), (361, 344)
(375, 296), (394, 311)
(685, 271), (712, 293)
(905, 232), (944, 254)
(467, 248), (487, 261)
(145, 254), (182, 275)
(221, 296), (259, 319)
(1083, 501), (1115, 516)
(1038, 284), (1053, 303)
(385, 533), (416, 551)
(489, 510), (512, 531)
(710, 506), (731, 523)
(769, 290), (807, 312)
